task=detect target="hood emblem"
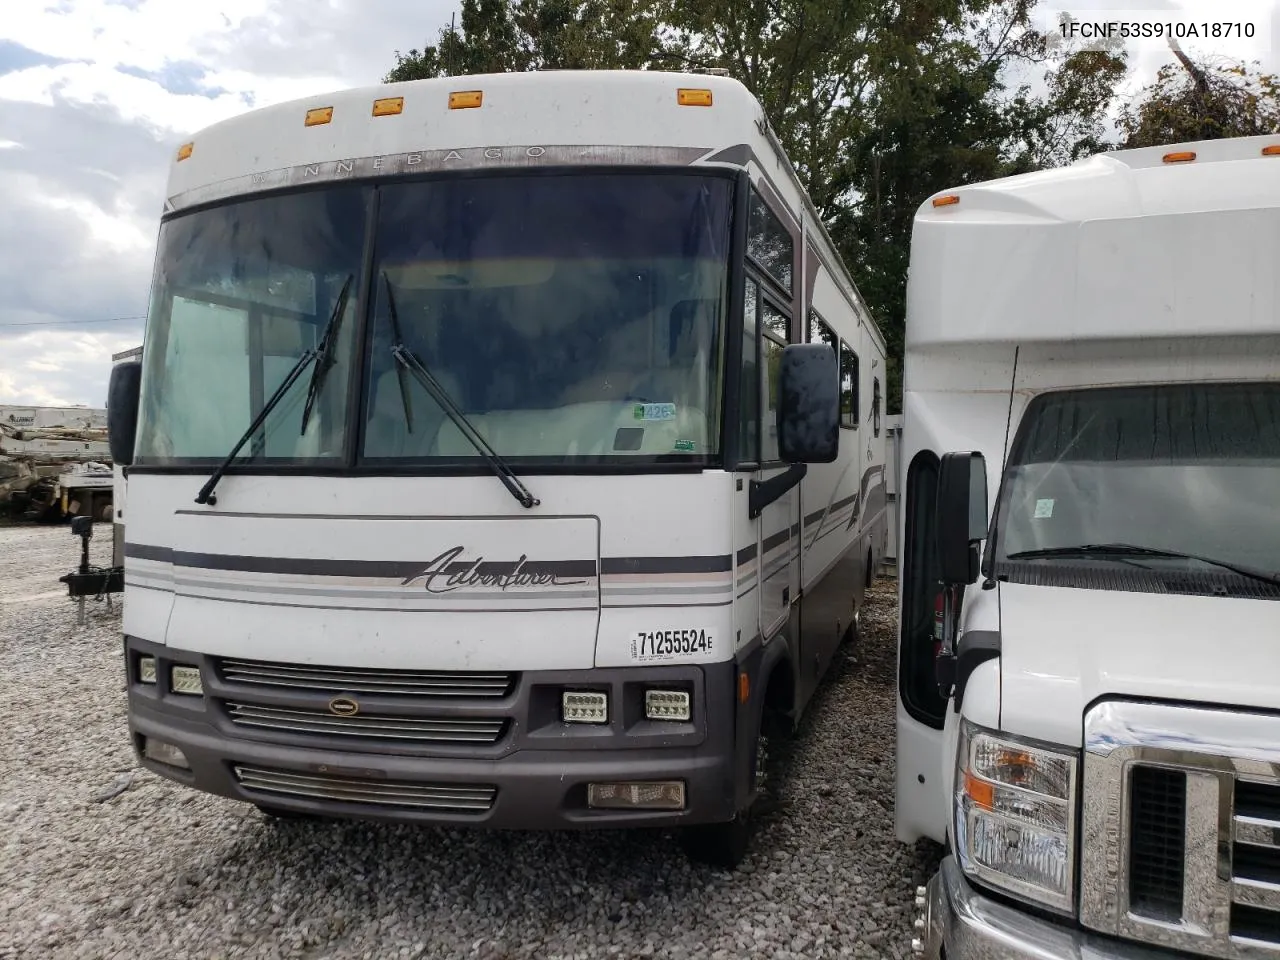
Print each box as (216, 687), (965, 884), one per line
(328, 696), (360, 717)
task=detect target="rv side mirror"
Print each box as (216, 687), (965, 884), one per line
(107, 360), (142, 467)
(777, 343), (839, 464)
(936, 451), (988, 585)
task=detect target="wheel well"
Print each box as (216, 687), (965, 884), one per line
(762, 657), (794, 723)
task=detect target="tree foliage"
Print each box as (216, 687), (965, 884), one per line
(1119, 42), (1280, 148)
(385, 1), (1131, 412)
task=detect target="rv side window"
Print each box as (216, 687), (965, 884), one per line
(761, 301), (789, 463)
(873, 377), (882, 437)
(747, 188), (794, 294)
(808, 310), (837, 353)
(839, 341), (859, 428)
(900, 450), (947, 726)
(738, 278), (760, 463)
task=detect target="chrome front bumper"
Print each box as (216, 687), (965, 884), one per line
(917, 857), (1172, 960)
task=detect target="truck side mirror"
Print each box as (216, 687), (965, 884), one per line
(107, 360), (142, 466)
(777, 343), (839, 464)
(936, 451), (988, 585)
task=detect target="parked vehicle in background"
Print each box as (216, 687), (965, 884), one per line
(107, 69), (890, 868)
(896, 135), (1280, 958)
(0, 403), (113, 523)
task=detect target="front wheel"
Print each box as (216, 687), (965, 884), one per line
(677, 724), (772, 870)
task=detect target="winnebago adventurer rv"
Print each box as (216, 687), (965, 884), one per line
(896, 136), (1280, 957)
(106, 70), (889, 867)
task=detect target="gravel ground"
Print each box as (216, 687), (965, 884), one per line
(2, 523), (942, 960)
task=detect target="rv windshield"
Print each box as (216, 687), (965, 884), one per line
(360, 174), (732, 465)
(992, 383), (1280, 585)
(134, 187), (369, 465)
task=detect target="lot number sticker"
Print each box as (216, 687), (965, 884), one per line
(631, 628), (714, 662)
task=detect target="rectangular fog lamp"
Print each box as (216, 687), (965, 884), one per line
(170, 665), (203, 695)
(139, 656), (157, 684)
(588, 781), (685, 810)
(645, 690), (691, 721)
(143, 738), (190, 770)
(562, 691), (608, 724)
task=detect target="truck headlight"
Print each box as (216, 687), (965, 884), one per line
(955, 721), (1078, 914)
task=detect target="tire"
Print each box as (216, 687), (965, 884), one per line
(677, 718), (772, 870)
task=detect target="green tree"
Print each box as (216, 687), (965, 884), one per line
(1119, 41), (1280, 148)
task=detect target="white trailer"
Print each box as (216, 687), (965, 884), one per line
(895, 136), (1280, 958)
(107, 70), (889, 867)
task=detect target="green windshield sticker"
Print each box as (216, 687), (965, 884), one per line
(1034, 498), (1055, 519)
(634, 402), (676, 421)
(674, 439), (696, 451)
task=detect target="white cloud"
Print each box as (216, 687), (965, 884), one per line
(0, 0), (456, 406)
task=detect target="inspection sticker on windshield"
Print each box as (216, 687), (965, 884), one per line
(631, 628), (715, 662)
(1034, 498), (1056, 519)
(633, 402), (676, 421)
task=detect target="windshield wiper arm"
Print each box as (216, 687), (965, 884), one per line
(194, 347), (317, 506)
(195, 277), (357, 505)
(1006, 543), (1280, 588)
(299, 273), (354, 435)
(382, 273), (539, 510)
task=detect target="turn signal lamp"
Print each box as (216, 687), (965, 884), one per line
(562, 691), (608, 724)
(677, 88), (713, 107)
(932, 194), (960, 208)
(1162, 151), (1196, 163)
(305, 106), (334, 127)
(176, 142), (193, 162)
(449, 90), (484, 109)
(1263, 145), (1280, 157)
(372, 97), (404, 117)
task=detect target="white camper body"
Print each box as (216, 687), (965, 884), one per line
(896, 136), (1280, 958)
(116, 70), (888, 865)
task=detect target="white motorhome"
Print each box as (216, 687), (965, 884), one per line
(107, 70), (889, 867)
(896, 136), (1280, 957)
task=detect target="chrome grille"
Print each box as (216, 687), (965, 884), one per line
(216, 658), (515, 698)
(233, 765), (496, 813)
(1082, 700), (1280, 958)
(226, 703), (506, 743)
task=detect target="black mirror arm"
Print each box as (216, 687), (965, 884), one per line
(748, 464), (807, 519)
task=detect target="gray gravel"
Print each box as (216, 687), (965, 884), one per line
(1, 522), (941, 960)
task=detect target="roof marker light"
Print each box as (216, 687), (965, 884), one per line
(449, 90), (483, 109)
(932, 194), (960, 208)
(1162, 150), (1196, 163)
(176, 142), (193, 162)
(372, 97), (404, 117)
(1263, 145), (1280, 157)
(305, 106), (334, 127)
(677, 88), (713, 107)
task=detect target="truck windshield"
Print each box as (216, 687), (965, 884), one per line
(992, 383), (1280, 583)
(134, 187), (369, 465)
(361, 173), (732, 465)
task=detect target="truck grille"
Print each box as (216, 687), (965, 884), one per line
(216, 658), (515, 698)
(233, 765), (496, 813)
(226, 703), (507, 744)
(1082, 701), (1280, 958)
(1128, 766), (1187, 922)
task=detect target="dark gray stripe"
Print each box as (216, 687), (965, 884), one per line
(736, 543), (757, 564)
(804, 492), (858, 529)
(126, 544), (731, 578)
(599, 555), (731, 575)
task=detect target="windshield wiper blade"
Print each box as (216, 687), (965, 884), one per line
(299, 273), (354, 436)
(382, 273), (539, 510)
(194, 347), (317, 505)
(1007, 543), (1280, 588)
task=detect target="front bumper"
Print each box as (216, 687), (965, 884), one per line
(920, 857), (1173, 960)
(125, 638), (739, 830)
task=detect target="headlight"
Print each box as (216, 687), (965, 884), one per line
(954, 721), (1078, 913)
(170, 665), (204, 696)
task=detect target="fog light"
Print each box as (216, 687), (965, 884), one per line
(143, 738), (190, 770)
(588, 781), (685, 810)
(645, 690), (691, 721)
(562, 691), (608, 724)
(170, 665), (203, 695)
(138, 656), (157, 684)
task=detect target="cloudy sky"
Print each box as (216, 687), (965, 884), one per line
(0, 0), (1276, 408)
